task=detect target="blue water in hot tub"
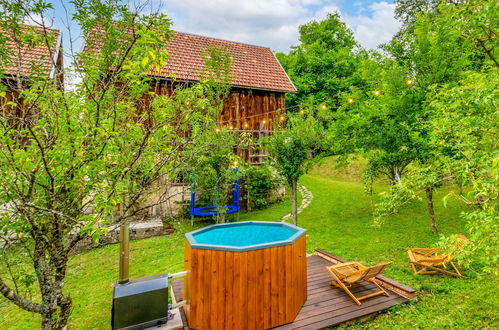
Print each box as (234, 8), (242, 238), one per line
(193, 223), (296, 247)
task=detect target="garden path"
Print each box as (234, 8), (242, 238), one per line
(281, 184), (313, 221)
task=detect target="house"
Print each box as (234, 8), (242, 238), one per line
(152, 32), (296, 127)
(84, 28), (297, 216)
(85, 29), (297, 164)
(161, 32), (297, 164)
(0, 24), (63, 128)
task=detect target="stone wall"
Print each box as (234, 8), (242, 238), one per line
(70, 219), (174, 254)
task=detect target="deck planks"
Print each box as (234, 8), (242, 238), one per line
(171, 253), (411, 330)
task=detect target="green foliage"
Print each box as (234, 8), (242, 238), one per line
(369, 1), (498, 272)
(428, 70), (498, 273)
(186, 128), (240, 222)
(199, 42), (234, 85)
(266, 114), (322, 185)
(394, 0), (440, 29)
(179, 44), (238, 223)
(275, 13), (362, 109)
(331, 56), (424, 183)
(241, 165), (283, 210)
(441, 0), (498, 68)
(373, 166), (443, 224)
(266, 114), (323, 224)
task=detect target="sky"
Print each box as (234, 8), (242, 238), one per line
(163, 0), (401, 52)
(40, 0), (401, 55)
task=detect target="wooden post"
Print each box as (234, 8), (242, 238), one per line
(119, 192), (130, 283)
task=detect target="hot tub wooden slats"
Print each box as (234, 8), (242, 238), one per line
(225, 251), (233, 329)
(184, 235), (307, 330)
(255, 248), (265, 330)
(263, 247), (271, 329)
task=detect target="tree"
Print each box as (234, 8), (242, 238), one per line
(429, 70), (498, 273)
(266, 114), (322, 225)
(394, 0), (441, 29)
(372, 0), (496, 240)
(186, 128), (240, 224)
(395, 0), (498, 68)
(330, 56), (423, 184)
(331, 0), (489, 232)
(275, 12), (362, 110)
(0, 0), (227, 327)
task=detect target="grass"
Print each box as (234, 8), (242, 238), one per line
(0, 157), (497, 329)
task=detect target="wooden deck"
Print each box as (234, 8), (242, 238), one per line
(171, 249), (415, 330)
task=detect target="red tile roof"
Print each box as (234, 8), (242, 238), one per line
(86, 29), (296, 93)
(1, 24), (60, 77)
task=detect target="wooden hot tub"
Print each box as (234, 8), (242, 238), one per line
(183, 221), (307, 330)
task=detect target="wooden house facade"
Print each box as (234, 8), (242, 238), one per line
(86, 29), (296, 163)
(156, 31), (295, 126)
(149, 31), (296, 163)
(0, 24), (63, 130)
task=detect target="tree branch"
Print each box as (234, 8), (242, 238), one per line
(0, 276), (43, 314)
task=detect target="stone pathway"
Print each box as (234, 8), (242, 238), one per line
(281, 184), (313, 221)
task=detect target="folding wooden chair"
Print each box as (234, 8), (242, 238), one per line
(407, 235), (469, 277)
(326, 261), (392, 305)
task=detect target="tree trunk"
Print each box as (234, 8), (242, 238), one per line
(36, 237), (73, 330)
(40, 293), (72, 330)
(291, 180), (298, 226)
(394, 167), (401, 183)
(219, 212), (226, 224)
(425, 186), (437, 232)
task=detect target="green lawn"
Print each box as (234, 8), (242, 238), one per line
(0, 158), (497, 329)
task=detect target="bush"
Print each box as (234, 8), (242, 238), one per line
(241, 165), (284, 210)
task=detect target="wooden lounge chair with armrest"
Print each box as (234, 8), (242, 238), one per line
(326, 261), (392, 305)
(407, 234), (469, 277)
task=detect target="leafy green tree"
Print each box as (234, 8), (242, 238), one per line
(443, 0), (498, 68)
(241, 164), (283, 210)
(394, 0), (440, 29)
(333, 0), (489, 232)
(0, 0), (227, 327)
(186, 128), (240, 224)
(181, 44), (240, 224)
(395, 0), (498, 68)
(276, 13), (362, 110)
(373, 0), (497, 245)
(429, 70), (498, 272)
(331, 56), (422, 184)
(266, 114), (322, 225)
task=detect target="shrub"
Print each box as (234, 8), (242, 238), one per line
(241, 165), (284, 210)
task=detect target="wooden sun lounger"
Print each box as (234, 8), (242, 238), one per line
(407, 235), (469, 277)
(407, 248), (463, 277)
(326, 261), (392, 305)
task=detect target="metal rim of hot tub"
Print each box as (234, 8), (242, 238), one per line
(185, 221), (307, 252)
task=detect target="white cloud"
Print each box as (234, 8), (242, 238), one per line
(343, 2), (401, 49)
(163, 0), (316, 51)
(312, 4), (342, 21)
(161, 0), (400, 52)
